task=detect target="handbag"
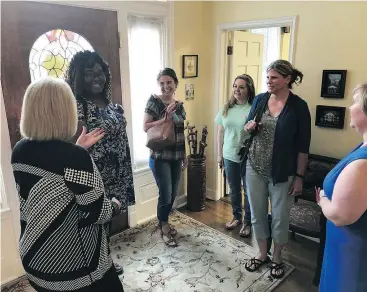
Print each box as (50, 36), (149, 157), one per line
(239, 92), (270, 176)
(146, 112), (176, 151)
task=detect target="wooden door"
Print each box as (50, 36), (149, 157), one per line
(230, 31), (264, 93)
(1, 1), (121, 147)
(1, 1), (128, 232)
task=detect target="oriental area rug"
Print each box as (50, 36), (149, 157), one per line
(2, 211), (293, 292)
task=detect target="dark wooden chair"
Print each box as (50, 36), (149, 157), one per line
(288, 154), (339, 286)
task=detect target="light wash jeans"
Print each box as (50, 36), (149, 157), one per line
(246, 161), (294, 244)
(223, 159), (251, 225)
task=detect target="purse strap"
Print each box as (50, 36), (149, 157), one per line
(249, 92), (271, 138)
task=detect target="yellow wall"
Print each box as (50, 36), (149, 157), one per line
(174, 1), (367, 192)
(173, 2), (216, 194)
(281, 32), (290, 61)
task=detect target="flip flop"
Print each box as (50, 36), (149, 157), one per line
(239, 223), (252, 238)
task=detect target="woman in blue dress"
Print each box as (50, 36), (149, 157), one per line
(317, 82), (367, 292)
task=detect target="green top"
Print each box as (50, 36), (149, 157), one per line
(215, 103), (251, 163)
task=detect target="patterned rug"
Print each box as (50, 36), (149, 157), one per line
(2, 211), (294, 292)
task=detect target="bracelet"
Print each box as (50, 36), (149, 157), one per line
(295, 173), (305, 180)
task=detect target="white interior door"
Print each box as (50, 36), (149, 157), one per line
(229, 31), (264, 94)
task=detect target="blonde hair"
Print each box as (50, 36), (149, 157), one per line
(353, 82), (367, 115)
(20, 77), (77, 141)
(222, 74), (256, 117)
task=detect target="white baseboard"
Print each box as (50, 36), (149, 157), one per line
(128, 205), (138, 228)
(175, 193), (187, 209)
(206, 187), (219, 201)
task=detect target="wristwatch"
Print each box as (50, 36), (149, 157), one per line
(295, 173), (305, 180)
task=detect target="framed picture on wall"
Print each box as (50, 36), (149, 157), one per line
(320, 70), (347, 98)
(182, 55), (198, 78)
(315, 105), (346, 129)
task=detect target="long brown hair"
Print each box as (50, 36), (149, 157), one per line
(222, 74), (255, 117)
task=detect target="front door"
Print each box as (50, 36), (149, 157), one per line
(1, 1), (128, 231)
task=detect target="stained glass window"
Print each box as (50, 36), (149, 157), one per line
(29, 29), (94, 81)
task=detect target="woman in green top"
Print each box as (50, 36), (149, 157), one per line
(215, 74), (255, 237)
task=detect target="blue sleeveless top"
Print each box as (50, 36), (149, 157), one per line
(320, 143), (367, 292)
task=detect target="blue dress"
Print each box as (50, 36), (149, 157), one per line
(320, 143), (367, 292)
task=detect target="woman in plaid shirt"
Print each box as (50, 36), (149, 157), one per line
(144, 68), (187, 247)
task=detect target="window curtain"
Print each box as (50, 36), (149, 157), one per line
(128, 15), (165, 169)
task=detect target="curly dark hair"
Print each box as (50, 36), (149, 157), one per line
(65, 50), (111, 101)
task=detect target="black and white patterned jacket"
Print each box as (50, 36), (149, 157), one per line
(11, 139), (118, 291)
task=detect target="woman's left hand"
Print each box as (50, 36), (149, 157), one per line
(76, 126), (104, 149)
(288, 177), (303, 196)
(182, 156), (188, 171)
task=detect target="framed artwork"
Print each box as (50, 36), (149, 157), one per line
(320, 70), (347, 98)
(185, 83), (195, 100)
(315, 105), (346, 129)
(182, 55), (198, 78)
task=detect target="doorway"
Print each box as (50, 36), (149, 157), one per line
(1, 1), (128, 234)
(214, 16), (297, 201)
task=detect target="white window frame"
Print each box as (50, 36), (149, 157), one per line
(121, 5), (173, 174)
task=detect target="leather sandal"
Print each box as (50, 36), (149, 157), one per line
(161, 230), (178, 247)
(169, 225), (177, 237)
(225, 218), (241, 230)
(270, 262), (285, 278)
(158, 223), (177, 237)
(245, 256), (270, 272)
(239, 223), (252, 238)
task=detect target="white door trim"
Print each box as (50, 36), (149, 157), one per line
(213, 16), (298, 200)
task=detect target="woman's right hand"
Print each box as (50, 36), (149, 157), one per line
(111, 197), (122, 209)
(166, 102), (176, 115)
(244, 120), (259, 133)
(76, 127), (104, 149)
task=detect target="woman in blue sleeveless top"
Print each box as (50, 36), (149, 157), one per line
(317, 83), (367, 292)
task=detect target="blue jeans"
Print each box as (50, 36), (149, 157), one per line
(223, 159), (251, 225)
(149, 158), (182, 223)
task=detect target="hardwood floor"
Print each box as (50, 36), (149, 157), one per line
(179, 199), (319, 292)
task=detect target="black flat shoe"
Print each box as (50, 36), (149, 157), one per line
(114, 262), (124, 275)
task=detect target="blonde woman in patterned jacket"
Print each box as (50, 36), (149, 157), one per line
(12, 77), (124, 291)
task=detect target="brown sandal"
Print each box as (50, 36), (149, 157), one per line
(158, 223), (177, 237)
(161, 231), (178, 247)
(239, 223), (252, 238)
(169, 225), (177, 237)
(225, 218), (241, 230)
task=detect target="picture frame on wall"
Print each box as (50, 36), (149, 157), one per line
(320, 70), (347, 98)
(315, 105), (346, 129)
(182, 55), (198, 78)
(185, 83), (195, 100)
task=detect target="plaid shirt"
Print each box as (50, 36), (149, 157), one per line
(145, 95), (186, 160)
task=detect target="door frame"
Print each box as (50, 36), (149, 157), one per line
(213, 16), (298, 201)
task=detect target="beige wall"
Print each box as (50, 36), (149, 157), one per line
(174, 1), (367, 192)
(212, 1), (367, 159)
